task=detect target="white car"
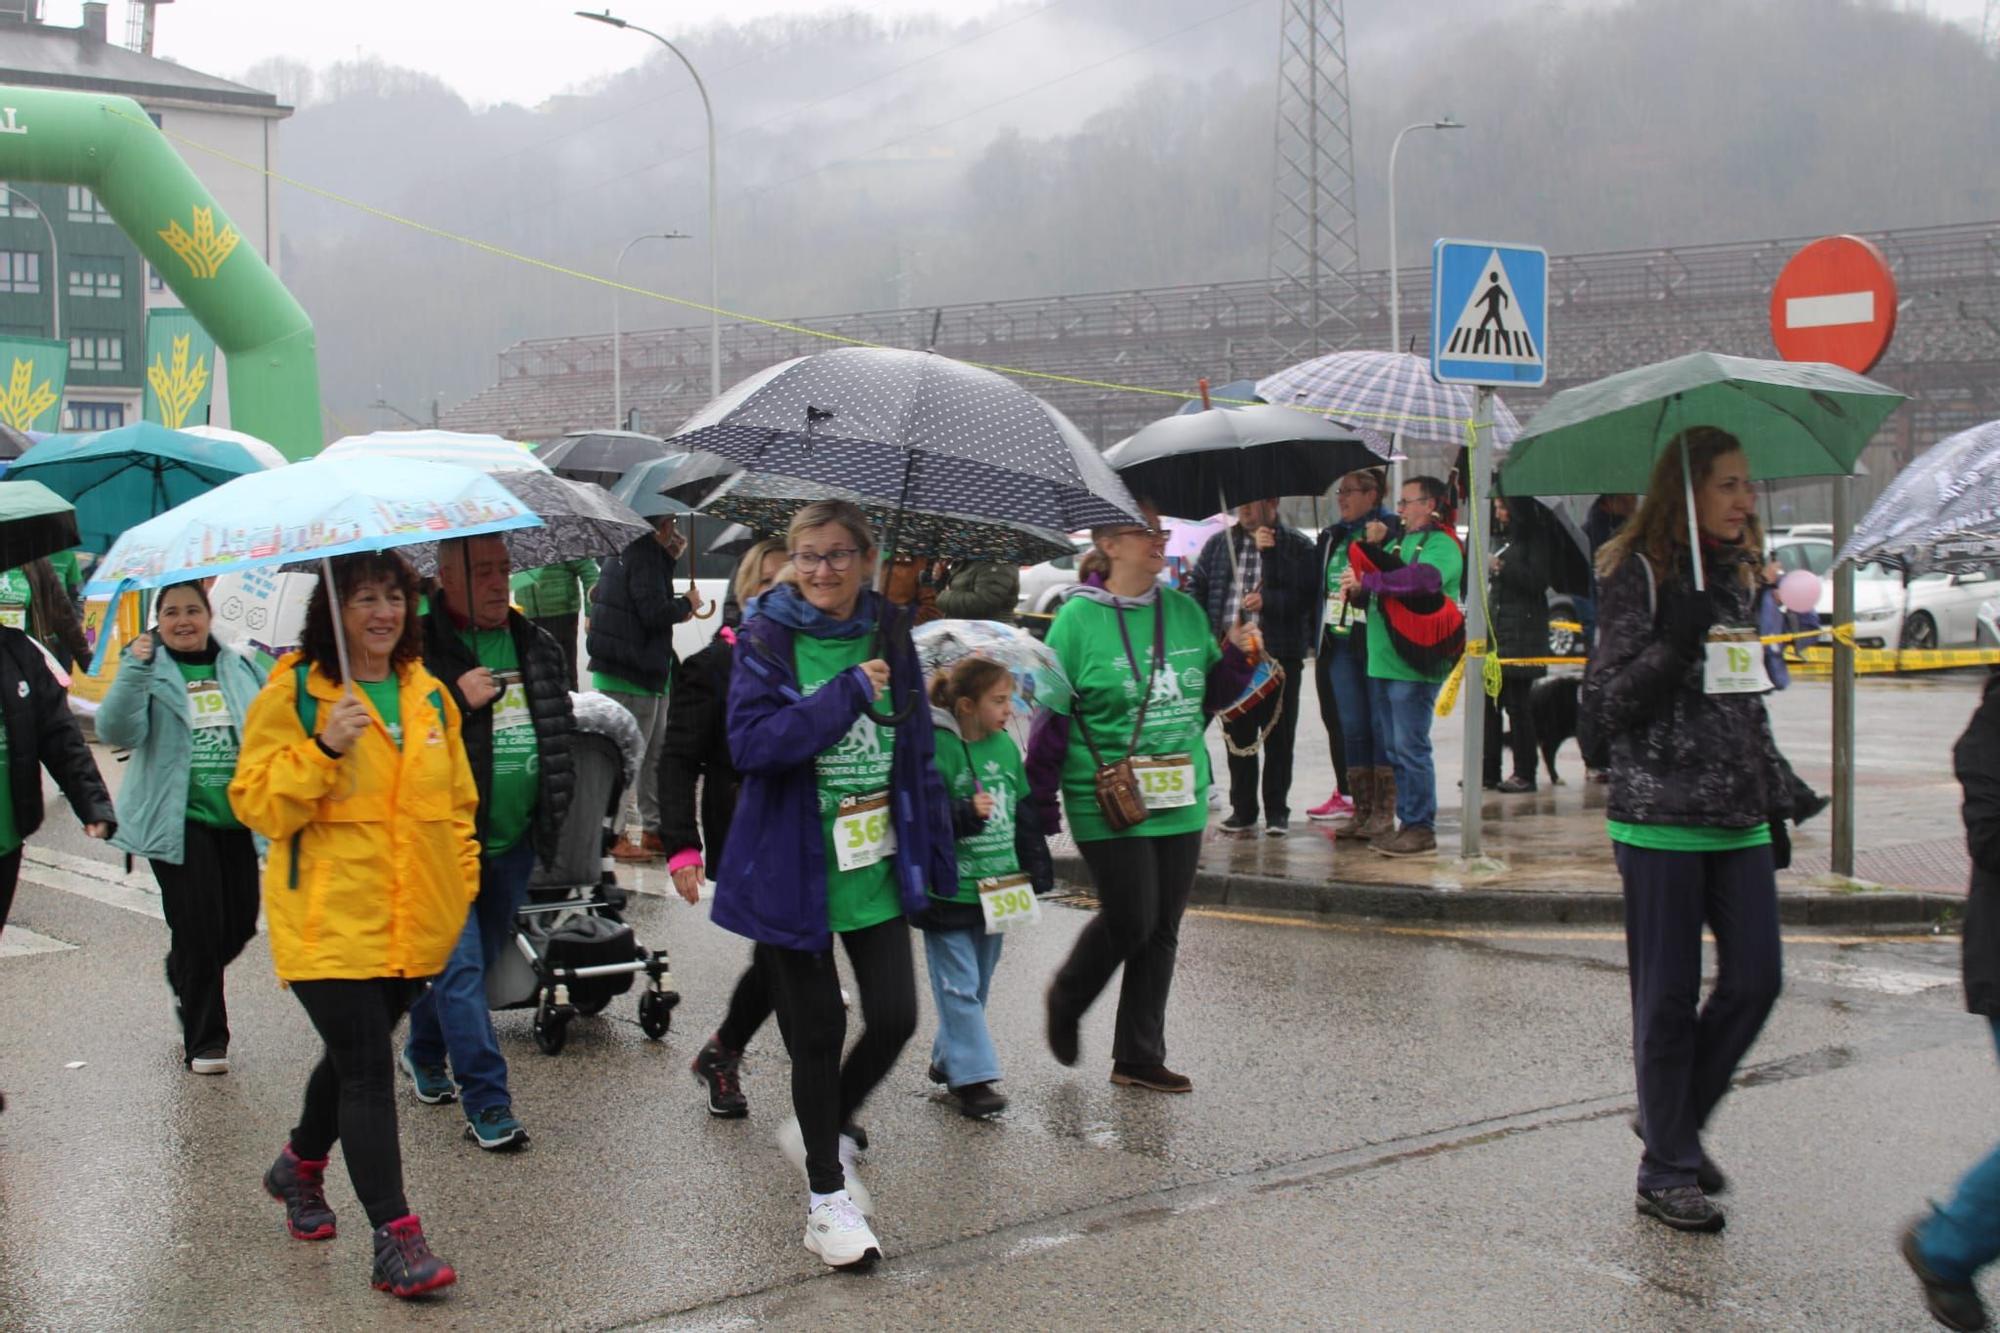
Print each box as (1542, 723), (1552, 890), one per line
(1016, 544), (1089, 621)
(1978, 598), (1998, 649)
(1816, 561), (1998, 650)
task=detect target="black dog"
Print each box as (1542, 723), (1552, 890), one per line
(1525, 674), (1582, 785)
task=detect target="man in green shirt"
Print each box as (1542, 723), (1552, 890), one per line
(511, 557), (597, 690)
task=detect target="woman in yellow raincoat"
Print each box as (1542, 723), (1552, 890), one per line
(228, 550), (478, 1300)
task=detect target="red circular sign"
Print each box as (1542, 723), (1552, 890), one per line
(1769, 235), (1898, 373)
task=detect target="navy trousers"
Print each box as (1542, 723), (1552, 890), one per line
(1617, 840), (1783, 1192)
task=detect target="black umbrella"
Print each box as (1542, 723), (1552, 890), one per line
(1103, 405), (1391, 522)
(0, 422), (33, 461)
(537, 430), (673, 486)
(0, 479), (82, 569)
(1505, 495), (1593, 598)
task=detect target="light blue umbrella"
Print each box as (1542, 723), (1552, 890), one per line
(10, 421), (266, 552)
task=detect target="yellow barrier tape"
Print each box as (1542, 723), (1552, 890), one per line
(1549, 619), (1582, 633)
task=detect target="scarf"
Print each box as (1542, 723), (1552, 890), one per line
(747, 581), (880, 640)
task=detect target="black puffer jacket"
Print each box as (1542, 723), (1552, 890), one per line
(1489, 516), (1553, 678)
(0, 628), (114, 841)
(658, 626), (736, 861)
(1959, 671), (2000, 1016)
(586, 534), (693, 693)
(1581, 542), (1786, 830)
(422, 606), (575, 866)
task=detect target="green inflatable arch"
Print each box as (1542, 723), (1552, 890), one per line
(0, 85), (320, 457)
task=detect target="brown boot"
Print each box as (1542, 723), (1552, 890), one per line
(1328, 769), (1372, 835)
(1355, 768), (1397, 841)
(1372, 823), (1437, 857)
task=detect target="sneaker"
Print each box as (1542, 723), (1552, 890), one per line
(776, 1116), (871, 1215)
(1498, 775), (1537, 794)
(1307, 791), (1353, 822)
(838, 1131), (872, 1217)
(952, 1081), (1009, 1119)
(463, 1105), (528, 1151)
(1902, 1216), (1991, 1331)
(1635, 1185), (1725, 1233)
(263, 1145), (337, 1241)
(1264, 815), (1290, 838)
(691, 1038), (748, 1119)
(1109, 1062), (1194, 1094)
(370, 1214), (457, 1298)
(1218, 814), (1259, 835)
(1627, 1118), (1728, 1195)
(400, 1049), (456, 1106)
(1372, 825), (1438, 858)
(1045, 985), (1080, 1067)
(804, 1191), (881, 1269)
(190, 1051), (229, 1075)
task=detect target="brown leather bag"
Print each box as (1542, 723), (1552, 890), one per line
(1072, 599), (1164, 833)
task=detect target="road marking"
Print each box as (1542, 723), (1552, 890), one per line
(19, 846), (165, 921)
(0, 926), (75, 958)
(1185, 904), (1944, 948)
(1786, 290), (1874, 329)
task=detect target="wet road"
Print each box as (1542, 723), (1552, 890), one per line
(1, 824), (1990, 1331)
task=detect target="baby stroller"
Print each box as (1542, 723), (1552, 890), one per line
(484, 694), (680, 1054)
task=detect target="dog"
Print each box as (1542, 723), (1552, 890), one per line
(1524, 674), (1582, 785)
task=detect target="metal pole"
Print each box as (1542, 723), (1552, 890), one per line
(1831, 476), (1856, 878)
(2, 185), (60, 341)
(612, 231), (689, 431)
(1459, 387), (1494, 860)
(1384, 119), (1461, 495)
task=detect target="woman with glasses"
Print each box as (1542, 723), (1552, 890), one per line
(709, 501), (955, 1270)
(1030, 511), (1252, 1093)
(1309, 468), (1397, 835)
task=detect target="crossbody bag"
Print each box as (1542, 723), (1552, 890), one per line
(1069, 599), (1165, 833)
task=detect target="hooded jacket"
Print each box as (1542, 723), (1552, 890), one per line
(585, 534), (692, 693)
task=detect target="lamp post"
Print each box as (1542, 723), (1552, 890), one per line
(612, 230), (689, 430)
(1386, 116), (1463, 490)
(0, 184), (61, 341)
(579, 10), (722, 404)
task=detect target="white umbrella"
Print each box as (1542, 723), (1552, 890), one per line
(321, 429), (549, 475)
(180, 424), (290, 471)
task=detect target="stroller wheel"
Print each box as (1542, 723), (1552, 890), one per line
(638, 990), (674, 1040)
(533, 1000), (571, 1055)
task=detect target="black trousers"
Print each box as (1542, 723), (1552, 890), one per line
(1224, 655), (1305, 822)
(531, 613), (581, 691)
(150, 822), (261, 1063)
(1617, 842), (1783, 1192)
(1054, 831), (1203, 1067)
(715, 945), (774, 1053)
(1482, 675), (1539, 785)
(0, 846), (20, 937)
(763, 916), (917, 1195)
(289, 977), (424, 1229)
(1314, 631), (1350, 796)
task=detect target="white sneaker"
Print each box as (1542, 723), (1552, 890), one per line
(803, 1191), (881, 1269)
(189, 1054), (229, 1075)
(775, 1117), (872, 1216)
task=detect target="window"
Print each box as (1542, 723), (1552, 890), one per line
(67, 266), (122, 299)
(69, 333), (123, 371)
(63, 401), (126, 432)
(66, 186), (112, 224)
(0, 182), (31, 218)
(147, 264), (164, 293)
(0, 250), (39, 294)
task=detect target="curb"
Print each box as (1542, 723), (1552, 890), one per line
(1051, 854), (1961, 931)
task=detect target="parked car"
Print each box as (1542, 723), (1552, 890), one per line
(1767, 528), (1835, 578)
(1816, 561), (1997, 649)
(1977, 598), (1998, 649)
(1016, 543), (1089, 625)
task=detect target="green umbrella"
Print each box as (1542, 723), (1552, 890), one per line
(0, 479), (82, 570)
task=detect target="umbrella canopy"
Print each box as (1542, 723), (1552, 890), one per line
(1175, 378), (1263, 416)
(612, 450), (741, 517)
(700, 468), (1076, 564)
(1837, 420), (2000, 576)
(1164, 515), (1228, 562)
(914, 618), (1073, 716)
(709, 522), (758, 557)
(401, 469), (650, 577)
(1499, 353), (1906, 497)
(180, 424), (290, 470)
(1104, 405), (1391, 521)
(536, 430), (673, 486)
(608, 459), (696, 520)
(1502, 495), (1593, 598)
(1256, 350), (1522, 450)
(321, 428), (548, 475)
(0, 479), (81, 570)
(669, 347), (1140, 536)
(10, 422), (266, 552)
(0, 422), (32, 459)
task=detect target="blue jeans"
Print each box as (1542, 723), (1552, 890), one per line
(1372, 676), (1441, 829)
(923, 926), (1005, 1088)
(1918, 1018), (2000, 1282)
(406, 839), (536, 1117)
(1322, 634), (1383, 770)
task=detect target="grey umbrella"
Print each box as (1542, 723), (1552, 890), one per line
(697, 469), (1076, 564)
(1105, 405), (1391, 521)
(401, 468), (650, 576)
(536, 430), (673, 487)
(1838, 420), (2000, 575)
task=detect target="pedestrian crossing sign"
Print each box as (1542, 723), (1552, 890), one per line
(1430, 239), (1548, 388)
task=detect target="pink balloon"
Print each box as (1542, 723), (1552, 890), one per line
(1777, 569), (1821, 614)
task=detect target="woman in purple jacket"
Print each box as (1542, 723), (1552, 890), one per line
(709, 500), (955, 1271)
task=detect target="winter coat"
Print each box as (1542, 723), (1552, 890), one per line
(934, 561), (1020, 624)
(1489, 518), (1554, 678)
(0, 627), (113, 844)
(709, 593), (956, 953)
(228, 653), (480, 983)
(659, 625), (737, 864)
(1184, 521), (1318, 661)
(1581, 542), (1789, 830)
(1959, 672), (2000, 1015)
(96, 639), (266, 864)
(586, 535), (692, 693)
(1311, 508), (1398, 637)
(421, 605), (576, 865)
(512, 558), (598, 620)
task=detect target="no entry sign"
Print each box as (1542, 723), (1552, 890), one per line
(1769, 234), (1898, 373)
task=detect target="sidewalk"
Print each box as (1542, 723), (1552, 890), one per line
(1049, 670), (1984, 929)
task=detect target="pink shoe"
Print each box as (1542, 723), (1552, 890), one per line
(1307, 791), (1354, 822)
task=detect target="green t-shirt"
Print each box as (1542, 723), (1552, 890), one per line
(1606, 821), (1774, 852)
(1044, 591), (1221, 843)
(591, 669), (666, 698)
(795, 634), (901, 934)
(48, 549), (80, 593)
(177, 661), (243, 829)
(464, 626), (537, 855)
(0, 567), (29, 633)
(933, 725), (1027, 903)
(0, 708), (16, 857)
(1364, 527), (1466, 684)
(358, 676), (402, 746)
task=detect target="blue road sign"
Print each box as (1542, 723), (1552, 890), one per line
(1431, 239), (1548, 388)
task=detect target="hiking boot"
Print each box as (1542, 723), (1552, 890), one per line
(804, 1191), (881, 1269)
(1218, 814), (1259, 835)
(1110, 1062), (1194, 1093)
(264, 1144), (336, 1241)
(1307, 790), (1353, 822)
(1372, 824), (1437, 857)
(464, 1105), (528, 1151)
(1327, 772), (1372, 834)
(691, 1037), (748, 1118)
(400, 1048), (456, 1105)
(952, 1081), (1009, 1119)
(1046, 985), (1080, 1067)
(1264, 815), (1290, 838)
(370, 1214), (457, 1298)
(1902, 1216), (1991, 1331)
(1354, 768), (1397, 840)
(1635, 1185), (1725, 1233)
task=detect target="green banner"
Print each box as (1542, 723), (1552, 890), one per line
(142, 308), (217, 430)
(0, 335), (68, 433)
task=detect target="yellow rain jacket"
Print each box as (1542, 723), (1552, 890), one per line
(229, 652), (481, 983)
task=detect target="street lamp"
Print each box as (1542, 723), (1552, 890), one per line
(612, 230), (690, 430)
(578, 9), (722, 405)
(1385, 115), (1464, 490)
(0, 184), (61, 341)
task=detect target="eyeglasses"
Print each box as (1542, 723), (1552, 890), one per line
(791, 548), (861, 573)
(1110, 527), (1169, 545)
(1395, 498), (1431, 510)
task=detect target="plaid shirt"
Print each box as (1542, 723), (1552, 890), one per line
(1222, 527), (1264, 627)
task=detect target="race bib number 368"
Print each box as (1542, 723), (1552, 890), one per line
(833, 791), (896, 872)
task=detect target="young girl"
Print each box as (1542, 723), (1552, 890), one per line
(917, 657), (1052, 1118)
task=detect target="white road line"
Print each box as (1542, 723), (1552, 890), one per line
(1786, 290), (1874, 329)
(0, 926), (76, 958)
(19, 846), (165, 921)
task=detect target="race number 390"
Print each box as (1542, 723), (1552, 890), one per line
(978, 874), (1041, 933)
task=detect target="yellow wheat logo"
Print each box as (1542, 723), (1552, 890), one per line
(157, 206), (240, 280)
(147, 333), (209, 429)
(0, 357), (57, 431)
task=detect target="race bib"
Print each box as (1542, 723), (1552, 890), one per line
(493, 672), (530, 731)
(833, 790), (896, 872)
(1132, 753), (1196, 809)
(0, 606), (24, 631)
(186, 678), (234, 730)
(1703, 628), (1772, 695)
(978, 873), (1041, 933)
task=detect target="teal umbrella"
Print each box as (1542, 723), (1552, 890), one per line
(0, 479), (80, 570)
(608, 456), (697, 519)
(10, 421), (265, 552)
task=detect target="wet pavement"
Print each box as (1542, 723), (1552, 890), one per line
(0, 801), (1992, 1329)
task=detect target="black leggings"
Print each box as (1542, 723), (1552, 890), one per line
(151, 822), (260, 1062)
(763, 916), (917, 1195)
(288, 978), (423, 1229)
(1052, 831), (1203, 1067)
(715, 946), (774, 1054)
(0, 847), (19, 937)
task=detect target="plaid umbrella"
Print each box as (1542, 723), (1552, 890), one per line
(1838, 419), (2000, 576)
(699, 469), (1075, 563)
(401, 469), (648, 576)
(1256, 350), (1521, 450)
